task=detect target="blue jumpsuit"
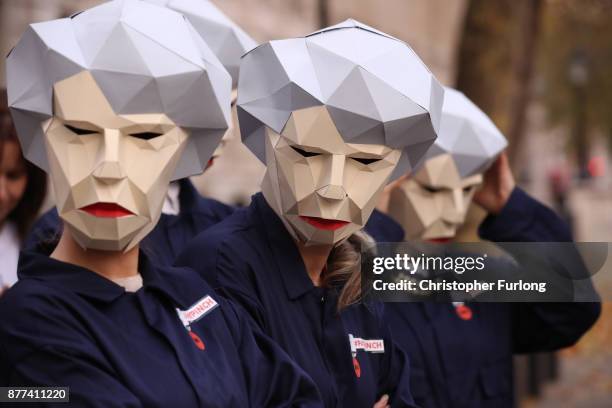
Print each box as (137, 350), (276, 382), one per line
(0, 249), (323, 407)
(176, 193), (416, 408)
(364, 209), (405, 243)
(384, 188), (601, 407)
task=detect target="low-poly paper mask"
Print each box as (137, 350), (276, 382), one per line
(144, 1), (256, 165)
(237, 20), (444, 245)
(388, 87), (508, 240)
(144, 0), (257, 88)
(7, 0), (231, 251)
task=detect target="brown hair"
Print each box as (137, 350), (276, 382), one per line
(323, 230), (376, 311)
(0, 90), (47, 241)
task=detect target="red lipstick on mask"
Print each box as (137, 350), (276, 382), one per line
(80, 203), (133, 218)
(428, 237), (452, 244)
(300, 216), (349, 231)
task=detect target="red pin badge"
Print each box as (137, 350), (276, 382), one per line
(455, 304), (473, 321)
(189, 331), (206, 350)
(353, 357), (361, 378)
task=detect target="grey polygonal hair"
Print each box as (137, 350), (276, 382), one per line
(237, 19), (444, 181)
(144, 0), (257, 87)
(422, 87), (508, 178)
(7, 0), (232, 180)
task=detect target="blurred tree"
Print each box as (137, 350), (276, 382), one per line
(506, 0), (544, 163)
(455, 0), (517, 136)
(538, 0), (612, 167)
(456, 0), (544, 169)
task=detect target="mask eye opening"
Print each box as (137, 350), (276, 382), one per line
(130, 132), (163, 140)
(422, 185), (441, 193)
(291, 145), (320, 158)
(64, 124), (98, 135)
(351, 157), (380, 165)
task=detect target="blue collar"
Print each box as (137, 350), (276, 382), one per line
(18, 249), (206, 309)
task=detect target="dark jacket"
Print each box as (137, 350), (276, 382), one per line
(384, 188), (601, 408)
(176, 193), (417, 408)
(0, 249), (323, 407)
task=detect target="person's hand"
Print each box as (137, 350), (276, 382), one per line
(473, 152), (516, 215)
(373, 394), (390, 408)
(0, 285), (9, 297)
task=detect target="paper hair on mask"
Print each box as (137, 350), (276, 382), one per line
(417, 87), (508, 178)
(8, 0), (231, 180)
(144, 0), (258, 156)
(144, 0), (257, 88)
(238, 19), (443, 178)
(237, 19), (444, 245)
(7, 0), (232, 251)
(388, 87), (508, 240)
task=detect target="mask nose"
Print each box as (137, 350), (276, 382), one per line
(444, 188), (466, 223)
(316, 154), (347, 201)
(316, 184), (347, 200)
(93, 129), (126, 183)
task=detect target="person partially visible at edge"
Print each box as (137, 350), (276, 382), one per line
(0, 89), (47, 294)
(379, 87), (601, 408)
(176, 19), (446, 408)
(0, 1), (323, 406)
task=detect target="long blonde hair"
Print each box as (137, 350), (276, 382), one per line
(323, 230), (376, 311)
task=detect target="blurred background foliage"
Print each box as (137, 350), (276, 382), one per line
(539, 0), (612, 156)
(456, 0), (612, 171)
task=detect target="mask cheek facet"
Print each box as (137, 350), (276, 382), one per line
(389, 180), (433, 239)
(46, 125), (101, 218)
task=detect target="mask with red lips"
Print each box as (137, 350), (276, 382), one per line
(260, 107), (402, 246)
(7, 1), (232, 252)
(237, 21), (445, 246)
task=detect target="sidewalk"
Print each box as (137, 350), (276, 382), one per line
(526, 303), (612, 408)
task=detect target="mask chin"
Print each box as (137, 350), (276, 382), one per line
(56, 187), (166, 252)
(421, 220), (458, 241)
(60, 211), (155, 252)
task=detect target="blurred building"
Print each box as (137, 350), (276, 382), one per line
(0, 1), (610, 407)
(0, 0), (468, 206)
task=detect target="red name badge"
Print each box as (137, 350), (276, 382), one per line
(176, 295), (219, 351)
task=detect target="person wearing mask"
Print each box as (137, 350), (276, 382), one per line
(382, 87), (601, 408)
(177, 20), (446, 408)
(0, 91), (47, 293)
(23, 0), (260, 265)
(0, 2), (322, 406)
